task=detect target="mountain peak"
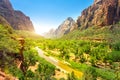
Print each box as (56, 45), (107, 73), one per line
(0, 0), (13, 10)
(44, 17), (77, 38)
(0, 0), (34, 31)
(54, 17), (77, 37)
(67, 17), (74, 21)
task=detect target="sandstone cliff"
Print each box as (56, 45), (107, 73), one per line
(0, 0), (34, 31)
(77, 0), (120, 29)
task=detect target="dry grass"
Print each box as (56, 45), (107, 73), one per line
(54, 70), (67, 79)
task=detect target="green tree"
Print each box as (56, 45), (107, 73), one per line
(67, 72), (78, 80)
(83, 67), (97, 80)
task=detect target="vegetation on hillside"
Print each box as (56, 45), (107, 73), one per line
(36, 39), (120, 80)
(62, 24), (120, 42)
(0, 24), (56, 79)
(1, 22), (120, 80)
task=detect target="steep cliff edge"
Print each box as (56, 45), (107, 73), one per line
(77, 0), (120, 29)
(0, 0), (34, 31)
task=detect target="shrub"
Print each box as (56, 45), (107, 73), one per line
(107, 51), (120, 62)
(112, 42), (120, 51)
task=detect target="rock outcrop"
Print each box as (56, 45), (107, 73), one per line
(54, 17), (77, 37)
(0, 0), (34, 31)
(77, 0), (120, 29)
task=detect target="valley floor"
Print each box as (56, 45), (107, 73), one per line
(36, 47), (83, 79)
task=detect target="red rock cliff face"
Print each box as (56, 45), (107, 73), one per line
(0, 0), (34, 31)
(77, 0), (120, 29)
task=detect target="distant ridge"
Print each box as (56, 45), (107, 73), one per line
(44, 17), (77, 38)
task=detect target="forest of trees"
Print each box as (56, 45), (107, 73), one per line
(35, 38), (120, 80)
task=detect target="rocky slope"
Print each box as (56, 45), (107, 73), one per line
(54, 17), (77, 38)
(0, 16), (10, 27)
(77, 0), (120, 29)
(0, 0), (34, 31)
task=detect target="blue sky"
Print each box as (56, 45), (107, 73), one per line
(10, 0), (94, 35)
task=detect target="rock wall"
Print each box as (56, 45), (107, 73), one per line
(77, 0), (120, 29)
(0, 0), (34, 31)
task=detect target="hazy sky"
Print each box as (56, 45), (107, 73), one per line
(10, 0), (94, 35)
